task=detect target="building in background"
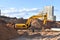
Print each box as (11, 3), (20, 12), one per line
(39, 6), (56, 21)
(44, 6), (56, 21)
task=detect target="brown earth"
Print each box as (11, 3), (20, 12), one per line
(10, 31), (60, 40)
(0, 18), (60, 40)
(0, 19), (19, 40)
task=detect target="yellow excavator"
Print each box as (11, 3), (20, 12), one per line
(15, 13), (47, 31)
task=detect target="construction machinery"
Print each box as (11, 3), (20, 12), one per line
(15, 13), (47, 31)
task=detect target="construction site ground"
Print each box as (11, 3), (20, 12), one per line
(0, 19), (60, 40)
(10, 30), (60, 40)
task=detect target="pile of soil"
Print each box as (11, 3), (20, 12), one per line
(0, 19), (19, 40)
(31, 19), (60, 29)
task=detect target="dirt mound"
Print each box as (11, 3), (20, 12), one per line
(31, 19), (59, 29)
(0, 19), (19, 40)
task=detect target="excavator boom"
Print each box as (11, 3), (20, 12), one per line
(15, 13), (47, 30)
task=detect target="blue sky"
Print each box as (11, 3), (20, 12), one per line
(0, 0), (60, 21)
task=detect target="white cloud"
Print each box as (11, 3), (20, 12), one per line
(19, 8), (40, 12)
(1, 8), (40, 18)
(1, 8), (18, 13)
(1, 7), (59, 21)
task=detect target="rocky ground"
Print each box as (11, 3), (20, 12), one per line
(0, 18), (60, 40)
(10, 31), (60, 40)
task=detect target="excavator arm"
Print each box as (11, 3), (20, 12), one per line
(26, 13), (47, 27)
(15, 13), (47, 30)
